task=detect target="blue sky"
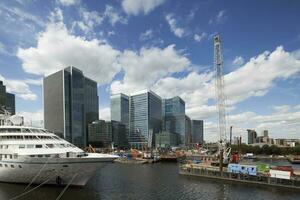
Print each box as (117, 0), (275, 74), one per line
(0, 0), (300, 141)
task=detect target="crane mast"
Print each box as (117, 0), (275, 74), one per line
(214, 35), (230, 172)
(214, 35), (227, 147)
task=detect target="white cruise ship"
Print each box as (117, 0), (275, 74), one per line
(0, 115), (118, 187)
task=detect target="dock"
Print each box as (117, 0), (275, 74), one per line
(179, 164), (300, 191)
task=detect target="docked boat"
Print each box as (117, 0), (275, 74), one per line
(0, 115), (118, 186)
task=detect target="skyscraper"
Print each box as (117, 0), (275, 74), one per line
(0, 81), (15, 115)
(110, 93), (129, 131)
(247, 129), (257, 144)
(162, 96), (186, 144)
(185, 115), (192, 145)
(191, 120), (204, 144)
(44, 66), (98, 147)
(129, 90), (162, 148)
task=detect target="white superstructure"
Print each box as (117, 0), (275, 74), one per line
(0, 116), (118, 186)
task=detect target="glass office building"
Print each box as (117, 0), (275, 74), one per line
(162, 96), (186, 144)
(129, 90), (162, 148)
(191, 120), (204, 144)
(110, 93), (129, 138)
(0, 81), (15, 115)
(44, 67), (98, 147)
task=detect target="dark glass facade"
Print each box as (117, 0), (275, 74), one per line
(0, 81), (15, 115)
(129, 90), (162, 148)
(191, 120), (204, 144)
(162, 97), (185, 144)
(44, 67), (98, 147)
(110, 93), (129, 139)
(88, 120), (112, 148)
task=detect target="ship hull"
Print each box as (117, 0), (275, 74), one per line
(0, 157), (115, 186)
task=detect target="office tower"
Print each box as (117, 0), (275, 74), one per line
(185, 115), (192, 145)
(191, 120), (204, 144)
(111, 120), (128, 148)
(162, 96), (185, 144)
(247, 129), (257, 144)
(0, 81), (15, 115)
(155, 131), (179, 148)
(110, 93), (129, 139)
(263, 130), (269, 137)
(88, 120), (112, 148)
(44, 66), (98, 147)
(129, 90), (162, 148)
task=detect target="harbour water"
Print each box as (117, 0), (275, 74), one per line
(1, 162), (300, 200)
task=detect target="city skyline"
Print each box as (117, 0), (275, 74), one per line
(0, 0), (300, 142)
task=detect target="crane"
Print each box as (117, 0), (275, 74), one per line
(213, 35), (231, 172)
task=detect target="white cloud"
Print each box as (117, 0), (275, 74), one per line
(111, 44), (191, 94)
(232, 56), (245, 66)
(17, 8), (121, 85)
(57, 0), (80, 6)
(194, 32), (207, 42)
(99, 107), (111, 120)
(122, 0), (165, 16)
(17, 109), (43, 127)
(209, 9), (227, 24)
(225, 46), (300, 104)
(104, 5), (127, 26)
(165, 14), (186, 38)
(152, 46), (300, 121)
(140, 29), (154, 41)
(0, 74), (37, 101)
(74, 8), (103, 34)
(0, 4), (45, 27)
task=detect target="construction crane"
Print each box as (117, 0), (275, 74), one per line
(213, 35), (231, 172)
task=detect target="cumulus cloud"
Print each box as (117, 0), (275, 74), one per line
(17, 109), (43, 127)
(17, 8), (121, 85)
(194, 32), (207, 42)
(122, 0), (165, 16)
(0, 75), (37, 101)
(57, 0), (80, 6)
(232, 56), (245, 66)
(165, 14), (186, 38)
(104, 5), (127, 26)
(99, 107), (111, 120)
(111, 44), (191, 94)
(140, 29), (154, 41)
(72, 8), (103, 34)
(209, 10), (227, 24)
(152, 46), (300, 120)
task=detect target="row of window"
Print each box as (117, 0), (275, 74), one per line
(0, 135), (61, 140)
(0, 163), (22, 169)
(0, 128), (49, 133)
(18, 143), (75, 149)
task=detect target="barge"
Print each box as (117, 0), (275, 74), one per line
(179, 164), (300, 191)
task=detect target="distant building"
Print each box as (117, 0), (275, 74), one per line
(129, 90), (162, 148)
(185, 115), (192, 145)
(155, 131), (179, 148)
(247, 129), (257, 144)
(44, 67), (99, 147)
(263, 130), (269, 137)
(0, 81), (15, 115)
(233, 136), (241, 145)
(111, 120), (129, 149)
(110, 93), (129, 139)
(88, 120), (112, 148)
(191, 120), (204, 144)
(162, 96), (186, 144)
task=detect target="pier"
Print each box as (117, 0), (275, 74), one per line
(179, 164), (300, 191)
